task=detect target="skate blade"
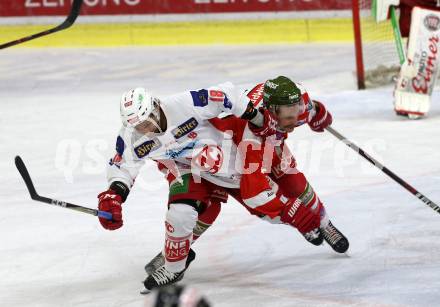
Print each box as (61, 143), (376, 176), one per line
(140, 287), (152, 295)
(408, 114), (422, 120)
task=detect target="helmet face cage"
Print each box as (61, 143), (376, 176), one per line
(150, 98), (161, 120)
(134, 98), (163, 134)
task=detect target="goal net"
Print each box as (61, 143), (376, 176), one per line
(354, 0), (403, 88)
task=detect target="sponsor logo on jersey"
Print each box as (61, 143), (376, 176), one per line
(190, 89), (209, 107)
(193, 145), (223, 174)
(424, 14), (440, 31)
(134, 139), (159, 158)
(166, 141), (198, 159)
(172, 117), (199, 139)
(247, 83), (264, 107)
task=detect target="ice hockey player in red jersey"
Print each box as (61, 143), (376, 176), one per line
(140, 76), (349, 292)
(97, 76), (349, 293)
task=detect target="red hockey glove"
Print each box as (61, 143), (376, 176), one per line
(308, 100), (332, 132)
(249, 108), (278, 138)
(280, 197), (320, 234)
(97, 189), (123, 230)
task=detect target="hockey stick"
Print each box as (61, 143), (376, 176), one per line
(325, 126), (440, 214)
(389, 6), (406, 65)
(0, 0), (83, 50)
(14, 155), (112, 220)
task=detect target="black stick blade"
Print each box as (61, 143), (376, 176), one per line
(15, 156), (39, 199)
(0, 0), (83, 49)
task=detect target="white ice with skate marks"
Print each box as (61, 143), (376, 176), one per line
(0, 45), (439, 307)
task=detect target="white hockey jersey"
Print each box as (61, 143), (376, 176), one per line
(107, 82), (252, 189)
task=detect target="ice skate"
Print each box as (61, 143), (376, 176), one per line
(141, 249), (196, 294)
(302, 228), (324, 246)
(144, 251), (165, 275)
(321, 221), (349, 253)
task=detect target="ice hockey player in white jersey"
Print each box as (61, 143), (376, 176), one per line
(140, 76), (349, 292)
(97, 81), (285, 290)
(97, 77), (349, 293)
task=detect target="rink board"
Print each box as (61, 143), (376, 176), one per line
(0, 17), (399, 47)
(0, 18), (354, 47)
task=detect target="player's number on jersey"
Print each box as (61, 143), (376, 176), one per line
(209, 90), (225, 102)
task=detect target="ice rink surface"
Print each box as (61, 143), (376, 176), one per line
(1, 44), (440, 307)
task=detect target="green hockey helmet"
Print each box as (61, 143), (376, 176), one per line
(263, 76), (302, 110)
